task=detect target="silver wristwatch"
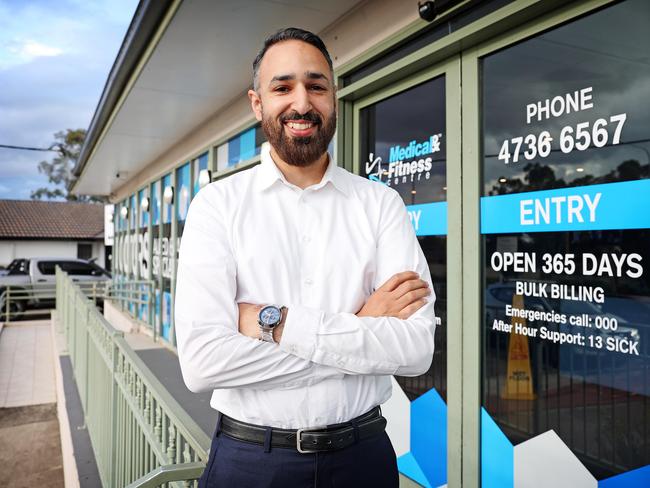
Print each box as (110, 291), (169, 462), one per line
(257, 305), (285, 343)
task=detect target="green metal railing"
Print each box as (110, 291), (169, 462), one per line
(124, 463), (206, 488)
(0, 279), (153, 327)
(56, 268), (210, 487)
(106, 279), (157, 338)
(1, 281), (106, 322)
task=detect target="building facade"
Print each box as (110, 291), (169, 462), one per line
(72, 1), (650, 486)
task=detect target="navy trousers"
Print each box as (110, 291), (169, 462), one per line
(198, 414), (399, 488)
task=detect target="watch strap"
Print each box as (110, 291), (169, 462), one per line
(260, 326), (275, 343)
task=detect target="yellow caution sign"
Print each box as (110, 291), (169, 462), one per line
(501, 293), (536, 400)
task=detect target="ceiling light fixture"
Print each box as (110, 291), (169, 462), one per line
(198, 169), (212, 189)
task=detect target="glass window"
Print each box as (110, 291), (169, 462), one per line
(7, 259), (29, 275)
(128, 194), (138, 317)
(129, 194), (136, 230)
(37, 261), (57, 275)
(162, 173), (172, 226)
(138, 186), (151, 323)
(77, 243), (92, 260)
(151, 181), (160, 227)
(161, 173), (173, 342)
(116, 199), (128, 280)
(192, 152), (209, 196)
(138, 187), (149, 229)
(360, 75), (447, 390)
(360, 75), (448, 487)
(60, 261), (95, 276)
(481, 0), (650, 483)
(216, 143), (229, 172)
(89, 262), (109, 277)
(176, 163), (191, 223)
(360, 77), (446, 206)
(118, 200), (127, 232)
(216, 124), (266, 171)
(151, 179), (162, 334)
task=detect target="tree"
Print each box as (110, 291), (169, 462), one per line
(30, 129), (104, 202)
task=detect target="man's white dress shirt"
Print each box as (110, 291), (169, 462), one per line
(175, 146), (436, 429)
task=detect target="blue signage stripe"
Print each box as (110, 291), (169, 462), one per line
(406, 201), (447, 236)
(481, 179), (650, 234)
(240, 128), (256, 161)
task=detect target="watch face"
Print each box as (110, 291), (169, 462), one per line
(259, 305), (281, 327)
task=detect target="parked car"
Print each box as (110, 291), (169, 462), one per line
(0, 257), (111, 319)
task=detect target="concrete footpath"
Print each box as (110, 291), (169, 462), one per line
(0, 319), (65, 487)
(0, 320), (56, 408)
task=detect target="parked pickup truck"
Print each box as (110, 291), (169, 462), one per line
(0, 257), (111, 319)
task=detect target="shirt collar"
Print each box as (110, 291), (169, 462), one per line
(255, 143), (350, 196)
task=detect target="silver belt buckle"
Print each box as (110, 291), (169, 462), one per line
(296, 426), (326, 453)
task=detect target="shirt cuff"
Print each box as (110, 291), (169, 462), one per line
(279, 304), (322, 360)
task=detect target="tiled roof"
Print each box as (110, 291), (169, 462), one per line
(0, 200), (104, 240)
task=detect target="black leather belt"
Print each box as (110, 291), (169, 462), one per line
(219, 406), (386, 453)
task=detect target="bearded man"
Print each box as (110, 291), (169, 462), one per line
(175, 27), (436, 488)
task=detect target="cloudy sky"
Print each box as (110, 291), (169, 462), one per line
(0, 0), (138, 200)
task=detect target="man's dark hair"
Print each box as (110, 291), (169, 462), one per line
(253, 27), (334, 91)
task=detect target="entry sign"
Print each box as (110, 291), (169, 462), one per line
(407, 201), (447, 236)
(481, 179), (650, 234)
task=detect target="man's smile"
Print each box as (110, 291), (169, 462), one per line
(283, 119), (318, 137)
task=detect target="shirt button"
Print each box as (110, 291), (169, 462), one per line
(304, 278), (313, 285)
(302, 235), (311, 243)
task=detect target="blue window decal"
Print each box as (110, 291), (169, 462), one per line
(192, 152), (209, 197)
(162, 173), (172, 224)
(176, 163), (190, 222)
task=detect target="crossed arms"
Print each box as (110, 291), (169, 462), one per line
(175, 188), (436, 393)
(237, 270), (431, 346)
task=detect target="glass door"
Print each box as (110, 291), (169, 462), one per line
(353, 57), (461, 488)
(475, 1), (650, 486)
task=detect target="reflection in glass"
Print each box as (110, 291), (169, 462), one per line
(161, 173), (173, 342)
(138, 187), (150, 323)
(483, 0), (650, 197)
(192, 152), (209, 197)
(360, 76), (446, 207)
(151, 180), (162, 336)
(360, 76), (447, 400)
(481, 0), (650, 479)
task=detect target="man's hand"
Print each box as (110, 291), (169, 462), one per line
(357, 271), (430, 319)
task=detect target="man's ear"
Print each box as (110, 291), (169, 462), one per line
(248, 89), (263, 122)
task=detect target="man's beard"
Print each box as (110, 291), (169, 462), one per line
(261, 108), (336, 167)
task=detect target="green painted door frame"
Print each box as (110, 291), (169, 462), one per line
(335, 1), (615, 486)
